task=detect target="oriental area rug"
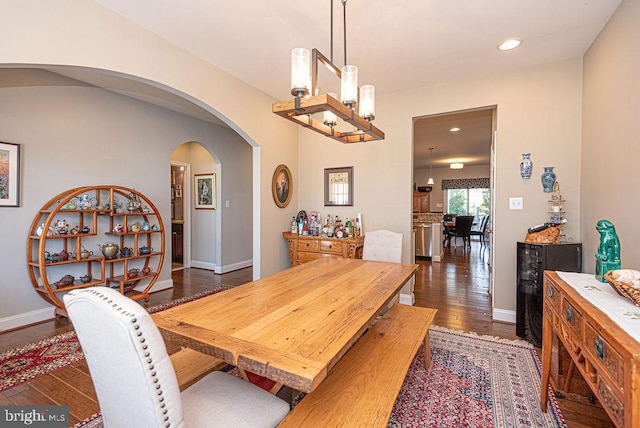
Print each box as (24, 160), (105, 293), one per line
(1, 304), (566, 427)
(0, 286), (231, 393)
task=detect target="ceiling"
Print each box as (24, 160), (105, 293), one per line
(414, 109), (494, 169)
(59, 0), (621, 166)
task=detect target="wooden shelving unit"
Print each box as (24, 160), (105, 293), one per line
(26, 185), (165, 317)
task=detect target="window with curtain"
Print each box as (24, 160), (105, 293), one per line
(442, 178), (490, 221)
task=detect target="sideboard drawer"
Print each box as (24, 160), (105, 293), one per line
(545, 281), (561, 312)
(560, 297), (583, 341)
(585, 321), (624, 387)
(320, 240), (343, 254)
(300, 240), (320, 251)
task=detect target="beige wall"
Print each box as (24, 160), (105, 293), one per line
(581, 0), (638, 273)
(298, 59), (583, 317)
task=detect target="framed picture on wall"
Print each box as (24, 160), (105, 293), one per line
(324, 166), (353, 206)
(272, 164), (292, 208)
(194, 173), (216, 209)
(0, 142), (21, 207)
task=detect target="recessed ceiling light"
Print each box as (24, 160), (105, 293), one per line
(498, 39), (522, 51)
(449, 127), (460, 132)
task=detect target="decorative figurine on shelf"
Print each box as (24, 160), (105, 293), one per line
(550, 181), (562, 202)
(113, 224), (124, 233)
(54, 219), (69, 235)
(151, 224), (159, 231)
(142, 221), (151, 231)
(595, 219), (621, 282)
(127, 191), (142, 212)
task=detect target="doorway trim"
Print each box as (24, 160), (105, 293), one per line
(171, 161), (192, 269)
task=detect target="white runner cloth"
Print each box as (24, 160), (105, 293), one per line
(556, 271), (640, 342)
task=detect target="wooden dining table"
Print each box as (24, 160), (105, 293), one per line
(152, 257), (419, 393)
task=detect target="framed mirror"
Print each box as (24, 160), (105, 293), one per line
(324, 166), (353, 206)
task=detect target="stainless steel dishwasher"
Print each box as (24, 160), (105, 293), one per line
(414, 222), (432, 258)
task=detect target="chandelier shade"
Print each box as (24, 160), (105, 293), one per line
(359, 85), (375, 121)
(290, 48), (311, 97)
(450, 162), (464, 170)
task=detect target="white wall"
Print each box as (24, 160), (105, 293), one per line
(581, 0), (638, 273)
(298, 59), (584, 316)
(0, 69), (252, 329)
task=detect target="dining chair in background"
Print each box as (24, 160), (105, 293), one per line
(64, 287), (290, 428)
(470, 215), (490, 245)
(444, 215), (475, 249)
(362, 229), (403, 263)
(363, 230), (403, 309)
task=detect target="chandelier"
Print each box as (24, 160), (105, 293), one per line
(272, 0), (385, 144)
(450, 161), (464, 170)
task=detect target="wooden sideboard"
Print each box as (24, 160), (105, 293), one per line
(283, 232), (364, 266)
(541, 271), (640, 428)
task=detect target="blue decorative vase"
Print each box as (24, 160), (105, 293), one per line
(541, 167), (556, 193)
(520, 153), (533, 179)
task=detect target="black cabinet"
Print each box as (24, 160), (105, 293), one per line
(516, 241), (582, 347)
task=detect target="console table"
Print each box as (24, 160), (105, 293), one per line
(283, 232), (364, 266)
(541, 271), (640, 427)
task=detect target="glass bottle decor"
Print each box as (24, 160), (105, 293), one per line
(541, 167), (556, 193)
(520, 153), (533, 179)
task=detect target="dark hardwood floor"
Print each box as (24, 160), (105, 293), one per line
(1, 244), (613, 427)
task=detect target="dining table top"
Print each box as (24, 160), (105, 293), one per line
(152, 257), (419, 393)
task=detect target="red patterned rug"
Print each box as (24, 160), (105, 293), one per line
(389, 326), (566, 427)
(0, 286), (231, 393)
(72, 326), (566, 428)
(2, 298), (567, 427)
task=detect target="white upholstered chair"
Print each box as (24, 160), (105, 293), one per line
(64, 287), (289, 428)
(362, 230), (404, 308)
(362, 229), (403, 263)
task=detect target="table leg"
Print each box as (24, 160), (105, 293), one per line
(423, 330), (431, 370)
(540, 313), (553, 412)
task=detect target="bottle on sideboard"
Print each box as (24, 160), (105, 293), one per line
(290, 216), (298, 235)
(326, 215), (334, 237)
(345, 217), (353, 238)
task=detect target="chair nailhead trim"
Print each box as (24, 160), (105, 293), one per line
(88, 289), (173, 425)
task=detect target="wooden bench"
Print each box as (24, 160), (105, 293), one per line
(169, 347), (227, 391)
(278, 303), (437, 427)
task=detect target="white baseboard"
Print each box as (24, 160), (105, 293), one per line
(399, 293), (415, 306)
(191, 260), (217, 271)
(191, 259), (253, 274)
(0, 307), (54, 332)
(216, 259), (253, 274)
(492, 308), (516, 324)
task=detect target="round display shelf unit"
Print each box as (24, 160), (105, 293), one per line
(26, 185), (165, 317)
